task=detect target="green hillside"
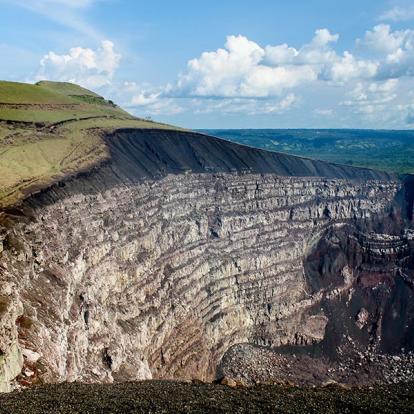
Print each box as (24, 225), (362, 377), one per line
(0, 81), (76, 104)
(36, 81), (102, 97)
(0, 80), (180, 208)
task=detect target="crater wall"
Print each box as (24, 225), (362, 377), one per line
(0, 130), (409, 391)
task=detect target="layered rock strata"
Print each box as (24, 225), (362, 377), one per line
(0, 129), (411, 391)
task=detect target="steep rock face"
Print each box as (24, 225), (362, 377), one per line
(0, 129), (410, 391)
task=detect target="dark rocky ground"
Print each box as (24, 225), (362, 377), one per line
(1, 380), (414, 414)
(220, 344), (414, 387)
(3, 347), (414, 414)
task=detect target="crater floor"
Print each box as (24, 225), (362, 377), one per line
(1, 381), (414, 414)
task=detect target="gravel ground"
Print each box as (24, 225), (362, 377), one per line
(220, 344), (414, 387)
(1, 381), (414, 414)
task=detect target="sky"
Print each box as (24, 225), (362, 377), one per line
(1, 0), (414, 129)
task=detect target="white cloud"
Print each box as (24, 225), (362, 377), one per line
(266, 93), (298, 113)
(122, 78), (298, 117)
(379, 7), (414, 22)
(360, 24), (407, 54)
(263, 29), (338, 66)
(357, 24), (414, 79)
(51, 24), (412, 127)
(342, 79), (398, 115)
(177, 35), (266, 97)
(239, 65), (316, 97)
(114, 26), (414, 126)
(137, 97), (184, 116)
(36, 40), (121, 89)
(368, 78), (398, 93)
(118, 82), (184, 116)
(174, 29), (381, 99)
(311, 28), (339, 47)
(131, 92), (161, 106)
(324, 52), (378, 82)
(175, 31), (329, 98)
(264, 44), (298, 65)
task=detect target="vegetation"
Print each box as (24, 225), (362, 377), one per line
(36, 80), (102, 97)
(0, 80), (180, 208)
(204, 129), (414, 174)
(0, 81), (76, 104)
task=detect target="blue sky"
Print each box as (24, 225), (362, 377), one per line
(1, 0), (414, 129)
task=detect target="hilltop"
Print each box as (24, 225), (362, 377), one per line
(0, 80), (179, 208)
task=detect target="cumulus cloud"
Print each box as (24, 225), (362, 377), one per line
(118, 82), (184, 116)
(264, 44), (298, 65)
(37, 23), (411, 125)
(265, 93), (298, 113)
(324, 52), (378, 82)
(36, 40), (121, 89)
(360, 24), (407, 54)
(117, 25), (414, 122)
(176, 33), (318, 98)
(311, 28), (339, 47)
(177, 35), (266, 97)
(174, 29), (381, 99)
(342, 79), (398, 115)
(174, 24), (414, 105)
(239, 65), (316, 97)
(108, 25), (414, 125)
(359, 25), (414, 79)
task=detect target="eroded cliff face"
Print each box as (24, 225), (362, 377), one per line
(0, 129), (411, 391)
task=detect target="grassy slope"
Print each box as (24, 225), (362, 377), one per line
(36, 81), (102, 97)
(0, 80), (180, 208)
(0, 81), (76, 104)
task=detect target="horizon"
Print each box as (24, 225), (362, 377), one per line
(2, 1), (414, 129)
(200, 127), (414, 131)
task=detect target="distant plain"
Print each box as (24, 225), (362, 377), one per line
(201, 129), (414, 174)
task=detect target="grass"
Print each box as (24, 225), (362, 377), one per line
(0, 125), (13, 141)
(0, 106), (131, 123)
(0, 81), (76, 104)
(69, 95), (116, 106)
(36, 80), (102, 97)
(0, 80), (132, 123)
(0, 80), (181, 208)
